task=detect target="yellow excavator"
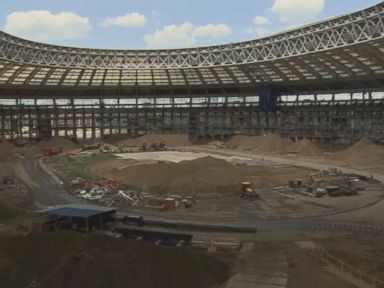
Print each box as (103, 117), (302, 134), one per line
(240, 181), (260, 200)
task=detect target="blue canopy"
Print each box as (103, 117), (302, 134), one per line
(45, 207), (110, 218)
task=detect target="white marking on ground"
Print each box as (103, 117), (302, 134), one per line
(114, 151), (253, 163)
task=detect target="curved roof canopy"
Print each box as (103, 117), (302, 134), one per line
(0, 2), (383, 98)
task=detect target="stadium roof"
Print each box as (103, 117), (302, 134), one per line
(0, 2), (383, 97)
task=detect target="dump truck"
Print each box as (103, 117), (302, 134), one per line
(240, 181), (260, 200)
(43, 146), (63, 156)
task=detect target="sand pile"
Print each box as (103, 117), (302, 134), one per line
(37, 137), (79, 150)
(226, 135), (255, 149)
(0, 232), (229, 288)
(287, 139), (323, 156)
(0, 141), (16, 160)
(331, 138), (384, 166)
(117, 134), (191, 147)
(226, 134), (293, 153)
(104, 134), (133, 144)
(110, 157), (241, 195)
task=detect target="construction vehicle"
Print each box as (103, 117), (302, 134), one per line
(43, 146), (63, 156)
(240, 181), (260, 200)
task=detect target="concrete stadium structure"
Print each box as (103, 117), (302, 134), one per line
(0, 2), (383, 143)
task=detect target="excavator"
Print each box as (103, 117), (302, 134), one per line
(240, 181), (260, 200)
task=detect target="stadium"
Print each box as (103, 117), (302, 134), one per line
(0, 2), (383, 143)
(0, 2), (384, 288)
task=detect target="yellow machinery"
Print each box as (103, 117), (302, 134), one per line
(240, 181), (260, 200)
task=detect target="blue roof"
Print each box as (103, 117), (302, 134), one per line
(44, 207), (113, 218)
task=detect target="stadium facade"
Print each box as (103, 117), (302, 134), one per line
(0, 3), (383, 143)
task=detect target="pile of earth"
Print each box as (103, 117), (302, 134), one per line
(117, 134), (191, 147)
(0, 232), (230, 288)
(226, 134), (293, 153)
(109, 157), (240, 195)
(89, 157), (312, 195)
(36, 137), (79, 151)
(103, 134), (135, 144)
(0, 141), (16, 160)
(331, 138), (384, 167)
(287, 139), (324, 156)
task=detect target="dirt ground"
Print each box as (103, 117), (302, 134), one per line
(0, 231), (231, 288)
(0, 138), (384, 288)
(0, 141), (16, 161)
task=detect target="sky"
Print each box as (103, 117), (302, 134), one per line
(0, 0), (381, 49)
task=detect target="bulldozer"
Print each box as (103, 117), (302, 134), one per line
(240, 181), (260, 200)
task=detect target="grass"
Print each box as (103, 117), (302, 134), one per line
(65, 153), (116, 181)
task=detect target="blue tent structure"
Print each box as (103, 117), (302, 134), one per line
(39, 204), (116, 233)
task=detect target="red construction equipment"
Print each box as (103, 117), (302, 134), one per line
(84, 177), (119, 189)
(43, 146), (63, 156)
(66, 150), (79, 157)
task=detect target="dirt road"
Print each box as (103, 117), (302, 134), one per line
(14, 157), (82, 207)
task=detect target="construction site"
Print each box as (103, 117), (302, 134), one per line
(1, 2), (384, 288)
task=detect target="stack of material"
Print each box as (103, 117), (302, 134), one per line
(37, 137), (79, 151)
(287, 139), (324, 156)
(0, 141), (16, 160)
(117, 134), (191, 147)
(331, 138), (384, 167)
(226, 134), (293, 153)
